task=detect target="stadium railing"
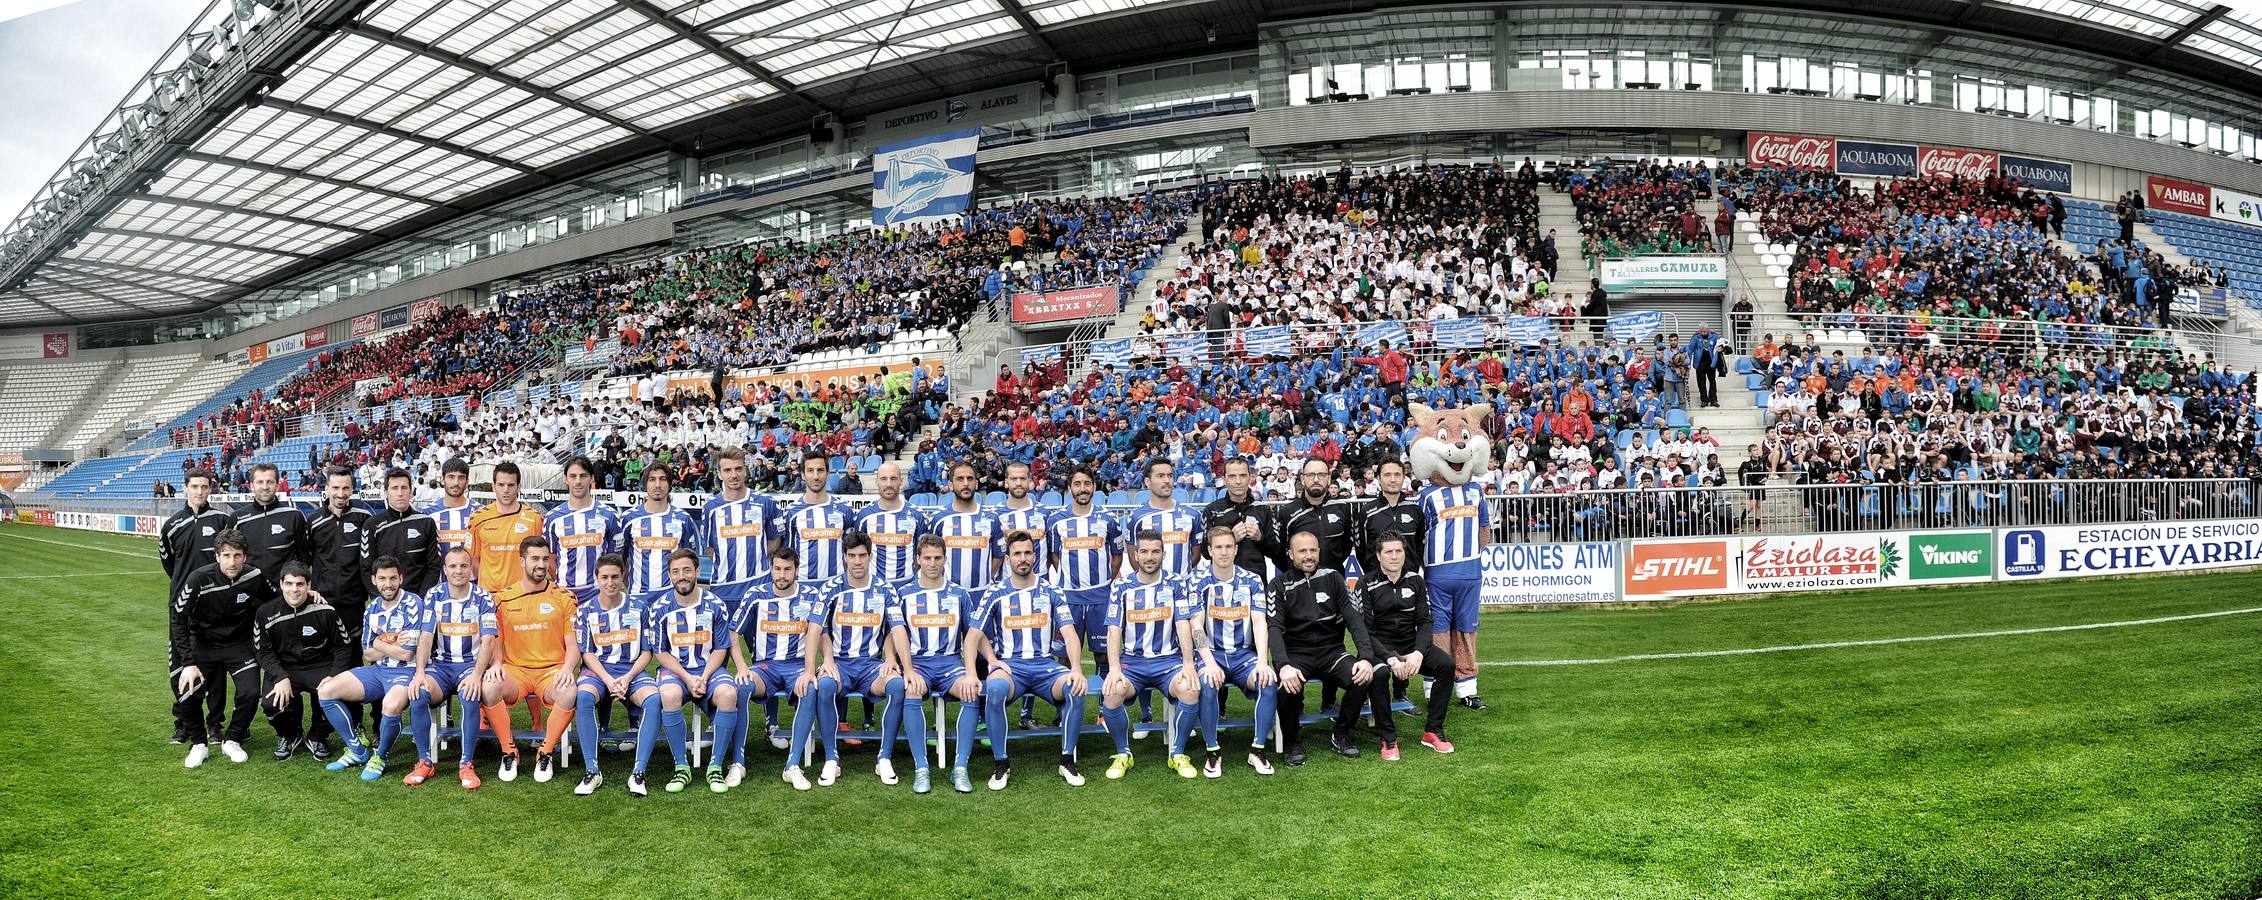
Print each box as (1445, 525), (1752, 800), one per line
(1487, 477), (2255, 542)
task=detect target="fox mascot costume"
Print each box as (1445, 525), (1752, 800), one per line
(1405, 402), (1491, 709)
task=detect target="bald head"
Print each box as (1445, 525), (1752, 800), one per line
(876, 461), (904, 501)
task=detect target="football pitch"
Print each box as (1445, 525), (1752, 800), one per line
(2, 521), (2258, 899)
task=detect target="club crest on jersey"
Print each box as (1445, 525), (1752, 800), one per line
(1327, 513), (1340, 524)
(271, 524), (285, 535)
(1315, 591), (1331, 603)
(235, 593), (249, 604)
(408, 529), (422, 539)
(301, 626), (317, 637)
(343, 523), (357, 533)
(201, 526), (215, 537)
(514, 523), (529, 533)
(538, 603), (556, 614)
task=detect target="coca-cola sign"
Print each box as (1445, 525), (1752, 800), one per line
(1747, 132), (1835, 170)
(1916, 145), (1999, 180)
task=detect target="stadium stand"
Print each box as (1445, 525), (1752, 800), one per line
(0, 358), (111, 453)
(57, 351), (198, 451)
(127, 345), (336, 452)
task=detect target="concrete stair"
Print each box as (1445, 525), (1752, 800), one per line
(1537, 191), (1591, 292)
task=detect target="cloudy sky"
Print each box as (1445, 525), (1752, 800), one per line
(0, 0), (199, 227)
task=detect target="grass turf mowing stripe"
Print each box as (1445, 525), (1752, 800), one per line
(0, 571), (152, 579)
(1484, 605), (2262, 666)
(0, 528), (158, 560)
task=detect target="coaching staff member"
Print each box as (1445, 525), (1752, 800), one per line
(1265, 459), (1357, 576)
(172, 528), (279, 768)
(1359, 535), (1456, 758)
(364, 468), (440, 596)
(160, 466), (231, 744)
(309, 466), (374, 626)
(1357, 458), (1425, 577)
(1201, 457), (1270, 575)
(227, 462), (312, 589)
(1266, 530), (1377, 766)
(252, 561), (353, 762)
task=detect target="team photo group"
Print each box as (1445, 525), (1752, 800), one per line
(163, 427), (1487, 799)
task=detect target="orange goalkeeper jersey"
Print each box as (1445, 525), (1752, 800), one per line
(492, 583), (577, 668)
(469, 503), (546, 593)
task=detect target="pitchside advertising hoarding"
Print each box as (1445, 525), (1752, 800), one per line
(1479, 542), (1621, 604)
(1999, 519), (2262, 579)
(1010, 284), (1120, 324)
(1597, 256), (1728, 293)
(1625, 529), (1998, 599)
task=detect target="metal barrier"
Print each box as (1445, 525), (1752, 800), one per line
(1486, 478), (2255, 543)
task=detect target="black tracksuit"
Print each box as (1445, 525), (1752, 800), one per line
(159, 502), (232, 600)
(1266, 498), (1358, 576)
(307, 503), (373, 633)
(1265, 567), (1376, 748)
(362, 506), (441, 596)
(158, 502), (231, 733)
(1356, 493), (1427, 576)
(225, 498), (312, 590)
(170, 564), (281, 744)
(1201, 493), (1272, 575)
(251, 597), (354, 743)
(1360, 571), (1454, 737)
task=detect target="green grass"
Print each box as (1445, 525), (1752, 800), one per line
(2, 521), (2259, 899)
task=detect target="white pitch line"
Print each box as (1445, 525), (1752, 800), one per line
(0, 571), (149, 579)
(1483, 606), (2262, 667)
(0, 529), (159, 561)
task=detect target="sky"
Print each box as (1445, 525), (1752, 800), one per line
(0, 0), (200, 229)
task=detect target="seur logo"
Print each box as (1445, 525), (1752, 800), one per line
(2002, 529), (2046, 577)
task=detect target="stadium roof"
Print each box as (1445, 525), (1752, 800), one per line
(6, 0), (2262, 328)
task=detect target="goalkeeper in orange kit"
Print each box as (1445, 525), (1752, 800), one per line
(469, 535), (580, 787)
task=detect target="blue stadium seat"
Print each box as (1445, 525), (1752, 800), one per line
(1666, 409), (1690, 430)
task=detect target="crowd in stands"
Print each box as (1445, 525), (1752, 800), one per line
(111, 162), (2262, 545)
(1553, 160), (1724, 262)
(1750, 333), (2255, 529)
(1143, 163), (1563, 335)
(1719, 165), (2215, 332)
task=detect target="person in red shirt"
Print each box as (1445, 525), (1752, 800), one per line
(1351, 340), (1410, 405)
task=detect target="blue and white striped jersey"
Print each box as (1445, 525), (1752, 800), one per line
(620, 505), (696, 596)
(818, 576), (897, 661)
(1106, 573), (1189, 659)
(732, 583), (812, 663)
(645, 589), (729, 671)
(785, 498), (853, 584)
(1046, 510), (1124, 594)
(576, 599), (645, 673)
(1180, 565), (1269, 656)
(977, 579), (1071, 662)
(929, 506), (1001, 593)
(1417, 483), (1490, 569)
(700, 492), (784, 587)
(544, 501), (621, 595)
(425, 498), (481, 555)
(363, 591), (427, 669)
(1127, 502), (1204, 577)
(421, 585), (495, 666)
(891, 581), (974, 658)
(854, 502), (928, 585)
(992, 501), (1053, 574)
